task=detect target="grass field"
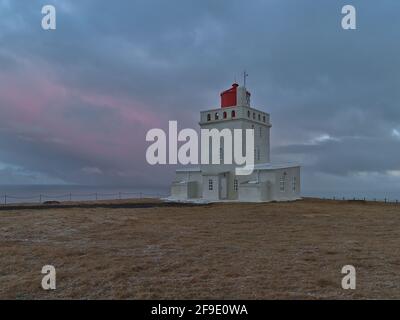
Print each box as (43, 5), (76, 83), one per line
(1, 198), (399, 299)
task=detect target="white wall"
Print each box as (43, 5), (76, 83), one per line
(238, 182), (268, 202)
(262, 167), (301, 201)
(199, 105), (271, 176)
(236, 166), (301, 202)
(171, 182), (188, 199)
(172, 166), (300, 202)
(172, 171), (202, 199)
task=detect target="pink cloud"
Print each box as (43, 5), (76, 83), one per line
(79, 92), (163, 128)
(0, 62), (165, 171)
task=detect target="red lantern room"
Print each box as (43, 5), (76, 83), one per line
(220, 83), (238, 108)
(220, 83), (251, 108)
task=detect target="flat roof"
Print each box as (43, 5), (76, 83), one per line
(252, 162), (300, 170)
(175, 163), (300, 173)
(176, 167), (201, 172)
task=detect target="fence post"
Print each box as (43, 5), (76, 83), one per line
(4, 194), (6, 205)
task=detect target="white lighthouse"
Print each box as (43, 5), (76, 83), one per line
(170, 81), (301, 202)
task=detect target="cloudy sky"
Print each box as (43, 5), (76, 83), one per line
(0, 0), (399, 197)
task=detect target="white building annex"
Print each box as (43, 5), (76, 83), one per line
(170, 82), (301, 202)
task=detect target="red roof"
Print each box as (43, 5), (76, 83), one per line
(220, 83), (238, 108)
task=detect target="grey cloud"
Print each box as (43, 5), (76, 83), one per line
(0, 0), (399, 195)
(273, 136), (400, 175)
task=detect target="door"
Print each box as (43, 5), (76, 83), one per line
(220, 175), (227, 199)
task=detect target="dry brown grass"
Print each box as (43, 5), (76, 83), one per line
(0, 198), (399, 299)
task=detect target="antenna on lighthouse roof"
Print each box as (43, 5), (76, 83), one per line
(243, 70), (249, 88)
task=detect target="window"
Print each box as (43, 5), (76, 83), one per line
(259, 127), (262, 137)
(263, 115), (266, 123)
(223, 111), (227, 119)
(208, 179), (213, 191)
(234, 179), (238, 191)
(258, 114), (261, 121)
(253, 112), (255, 120)
(292, 177), (297, 192)
(215, 113), (219, 120)
(247, 110), (250, 118)
(207, 114), (211, 121)
(231, 110), (236, 118)
(280, 175), (286, 192)
(257, 148), (260, 161)
(219, 147), (223, 163)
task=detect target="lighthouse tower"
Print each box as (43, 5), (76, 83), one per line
(200, 82), (271, 166)
(170, 81), (301, 202)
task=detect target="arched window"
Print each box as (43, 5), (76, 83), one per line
(223, 111), (227, 119)
(231, 110), (236, 118)
(215, 113), (219, 120)
(207, 114), (211, 121)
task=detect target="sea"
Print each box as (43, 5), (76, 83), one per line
(0, 185), (169, 205)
